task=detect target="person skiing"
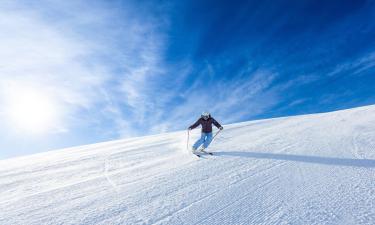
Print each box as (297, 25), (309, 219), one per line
(188, 112), (223, 153)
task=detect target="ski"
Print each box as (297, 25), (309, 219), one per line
(192, 148), (214, 157)
(192, 150), (214, 158)
(200, 149), (213, 155)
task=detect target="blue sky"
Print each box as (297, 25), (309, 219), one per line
(0, 0), (374, 159)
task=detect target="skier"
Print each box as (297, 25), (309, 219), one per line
(188, 112), (223, 153)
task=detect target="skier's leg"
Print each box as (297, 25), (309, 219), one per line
(192, 133), (205, 151)
(203, 132), (213, 149)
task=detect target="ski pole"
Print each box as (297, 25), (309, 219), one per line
(186, 130), (190, 150)
(212, 129), (222, 142)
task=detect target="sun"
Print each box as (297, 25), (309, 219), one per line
(4, 87), (59, 134)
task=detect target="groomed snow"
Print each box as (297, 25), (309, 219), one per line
(1, 105), (375, 225)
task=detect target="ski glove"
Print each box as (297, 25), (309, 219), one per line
(219, 127), (223, 130)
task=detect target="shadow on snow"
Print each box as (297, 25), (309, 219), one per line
(214, 151), (375, 168)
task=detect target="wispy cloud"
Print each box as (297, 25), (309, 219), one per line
(149, 66), (280, 132)
(0, 0), (171, 157)
(327, 51), (375, 77)
(0, 4), (109, 132)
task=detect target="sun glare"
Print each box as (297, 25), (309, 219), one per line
(4, 87), (59, 134)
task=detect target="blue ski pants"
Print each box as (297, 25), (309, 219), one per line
(193, 132), (213, 150)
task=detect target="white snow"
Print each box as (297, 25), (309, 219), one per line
(1, 105), (375, 225)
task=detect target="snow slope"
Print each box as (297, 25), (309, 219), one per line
(1, 105), (375, 225)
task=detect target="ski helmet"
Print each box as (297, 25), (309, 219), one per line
(201, 111), (210, 120)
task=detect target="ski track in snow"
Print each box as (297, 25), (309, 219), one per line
(1, 105), (375, 225)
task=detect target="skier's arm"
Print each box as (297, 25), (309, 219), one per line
(212, 118), (223, 130)
(188, 119), (201, 130)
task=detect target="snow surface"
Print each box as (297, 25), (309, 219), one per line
(1, 105), (375, 225)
